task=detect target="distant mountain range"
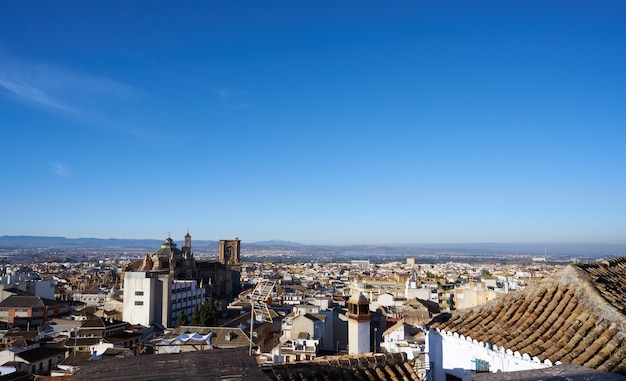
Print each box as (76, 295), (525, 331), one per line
(0, 235), (213, 250)
(0, 235), (304, 251)
(0, 235), (624, 258)
(251, 240), (305, 247)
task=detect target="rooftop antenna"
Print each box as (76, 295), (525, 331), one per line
(248, 280), (275, 355)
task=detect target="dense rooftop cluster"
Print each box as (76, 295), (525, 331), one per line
(1, 239), (625, 380)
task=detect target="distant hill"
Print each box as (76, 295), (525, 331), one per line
(0, 235), (308, 252)
(0, 235), (218, 251)
(250, 240), (305, 247)
(0, 236), (624, 259)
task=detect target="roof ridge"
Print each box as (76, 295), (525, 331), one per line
(559, 263), (626, 328)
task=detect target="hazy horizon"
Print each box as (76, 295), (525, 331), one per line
(2, 234), (625, 248)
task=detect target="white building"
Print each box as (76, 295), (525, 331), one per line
(0, 280), (56, 301)
(281, 309), (325, 342)
(0, 346), (67, 376)
(380, 319), (426, 360)
(72, 289), (108, 307)
(122, 271), (205, 328)
(405, 277), (439, 303)
(272, 338), (319, 363)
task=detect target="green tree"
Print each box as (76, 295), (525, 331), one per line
(176, 309), (188, 327)
(190, 304), (201, 326)
(199, 298), (217, 326)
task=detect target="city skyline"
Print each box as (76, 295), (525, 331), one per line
(1, 2), (625, 245)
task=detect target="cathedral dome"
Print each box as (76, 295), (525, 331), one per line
(154, 237), (184, 258)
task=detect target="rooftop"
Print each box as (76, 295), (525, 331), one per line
(14, 346), (67, 363)
(263, 352), (419, 381)
(0, 296), (43, 309)
(72, 347), (267, 381)
(430, 257), (626, 375)
(156, 326), (253, 348)
(469, 362), (626, 381)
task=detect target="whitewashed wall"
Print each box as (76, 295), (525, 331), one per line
(348, 319), (370, 354)
(122, 272), (155, 326)
(427, 328), (553, 381)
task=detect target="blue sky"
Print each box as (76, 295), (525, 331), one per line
(1, 1), (625, 245)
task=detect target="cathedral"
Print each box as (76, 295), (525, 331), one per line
(125, 233), (242, 311)
(137, 234), (197, 279)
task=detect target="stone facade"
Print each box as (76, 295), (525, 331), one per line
(125, 234), (242, 312)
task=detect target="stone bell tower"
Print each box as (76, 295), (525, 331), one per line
(219, 238), (240, 265)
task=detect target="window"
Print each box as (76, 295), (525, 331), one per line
(134, 301), (144, 306)
(473, 359), (490, 373)
(135, 291), (144, 296)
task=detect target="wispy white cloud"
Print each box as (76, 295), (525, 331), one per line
(0, 52), (143, 125)
(0, 72), (72, 112)
(50, 161), (71, 177)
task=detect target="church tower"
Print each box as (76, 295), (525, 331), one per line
(180, 232), (196, 279)
(348, 292), (370, 354)
(219, 238), (240, 265)
(183, 231), (192, 258)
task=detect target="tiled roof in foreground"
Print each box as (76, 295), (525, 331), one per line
(429, 257), (626, 375)
(72, 347), (267, 381)
(263, 352), (419, 381)
(470, 362), (626, 381)
(71, 348), (419, 381)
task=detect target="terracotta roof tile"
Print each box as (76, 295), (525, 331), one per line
(429, 257), (626, 375)
(264, 353), (418, 381)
